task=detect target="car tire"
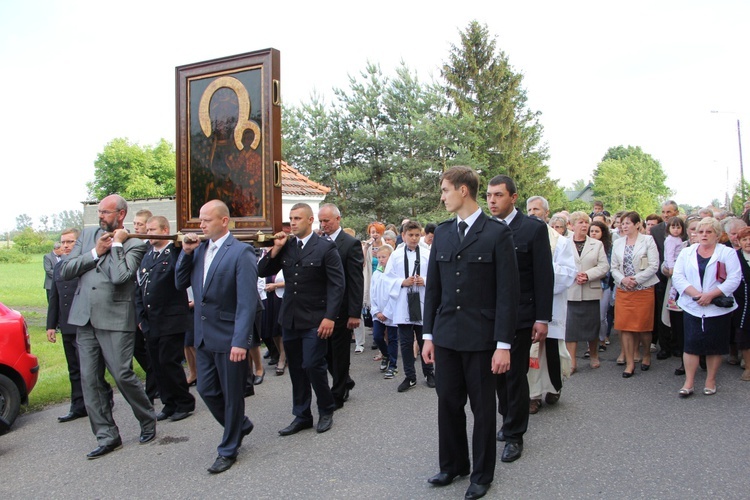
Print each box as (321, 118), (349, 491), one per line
(0, 374), (21, 429)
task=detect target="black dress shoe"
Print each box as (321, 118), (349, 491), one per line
(244, 384), (255, 397)
(675, 364), (686, 376)
(427, 470), (469, 486)
(156, 411), (172, 421)
(253, 371), (265, 385)
(501, 442), (523, 462)
(86, 438), (122, 459)
(268, 357), (279, 366)
(316, 414), (333, 433)
(58, 411), (86, 423)
(496, 430), (505, 442)
(207, 455), (236, 474)
(169, 411), (192, 422)
(656, 350), (671, 360)
(622, 370), (634, 378)
(139, 427), (156, 444)
(278, 420), (313, 436)
(465, 482), (490, 500)
(640, 363), (650, 371)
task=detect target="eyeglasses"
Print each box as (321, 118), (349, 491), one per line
(97, 209), (121, 215)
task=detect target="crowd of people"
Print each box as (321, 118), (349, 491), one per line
(42, 171), (750, 499)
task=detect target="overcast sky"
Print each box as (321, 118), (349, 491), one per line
(1, 0), (748, 232)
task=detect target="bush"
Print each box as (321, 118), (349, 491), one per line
(0, 249), (31, 263)
(12, 227), (53, 254)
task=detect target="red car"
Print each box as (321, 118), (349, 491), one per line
(0, 302), (39, 432)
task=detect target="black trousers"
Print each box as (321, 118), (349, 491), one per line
(61, 333), (85, 414)
(546, 338), (563, 392)
(327, 323), (354, 406)
(146, 332), (195, 414)
(284, 327), (335, 421)
(133, 327), (158, 401)
(654, 280), (673, 351)
(436, 346), (496, 485)
(496, 327), (532, 444)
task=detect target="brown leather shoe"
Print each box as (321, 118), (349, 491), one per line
(529, 399), (541, 414)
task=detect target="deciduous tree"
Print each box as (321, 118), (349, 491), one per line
(592, 145), (671, 216)
(87, 138), (176, 200)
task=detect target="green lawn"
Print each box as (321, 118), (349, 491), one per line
(0, 254), (145, 412)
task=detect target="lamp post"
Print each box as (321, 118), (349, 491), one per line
(711, 110), (746, 200)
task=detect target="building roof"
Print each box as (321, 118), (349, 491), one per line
(281, 161), (330, 197)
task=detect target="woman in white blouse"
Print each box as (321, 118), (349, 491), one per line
(672, 217), (741, 396)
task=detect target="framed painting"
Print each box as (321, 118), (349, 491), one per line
(176, 48), (282, 234)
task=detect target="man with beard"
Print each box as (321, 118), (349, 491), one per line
(60, 195), (155, 459)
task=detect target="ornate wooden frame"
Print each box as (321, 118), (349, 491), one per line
(175, 48), (281, 234)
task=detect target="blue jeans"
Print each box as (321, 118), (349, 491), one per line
(398, 323), (433, 381)
(373, 320), (398, 369)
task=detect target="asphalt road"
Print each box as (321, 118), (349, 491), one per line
(2, 337), (749, 499)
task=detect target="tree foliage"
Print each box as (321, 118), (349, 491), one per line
(592, 145), (671, 216)
(442, 21), (565, 208)
(15, 213), (33, 231)
(282, 22), (567, 232)
(13, 227), (53, 254)
(87, 138), (176, 200)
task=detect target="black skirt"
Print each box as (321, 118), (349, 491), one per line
(683, 312), (732, 356)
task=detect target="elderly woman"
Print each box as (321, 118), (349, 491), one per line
(565, 212), (610, 371)
(672, 217), (741, 396)
(611, 211), (660, 377)
(549, 215), (569, 237)
(733, 227), (750, 381)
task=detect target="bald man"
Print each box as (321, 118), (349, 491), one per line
(175, 200), (258, 474)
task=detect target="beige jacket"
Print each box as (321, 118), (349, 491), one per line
(568, 236), (610, 301)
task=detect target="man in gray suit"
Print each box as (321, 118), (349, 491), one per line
(43, 242), (62, 302)
(60, 194), (156, 459)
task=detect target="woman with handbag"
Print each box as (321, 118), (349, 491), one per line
(672, 217), (741, 396)
(611, 211), (660, 377)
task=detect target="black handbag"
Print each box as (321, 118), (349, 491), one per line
(711, 295), (734, 308)
(404, 246), (422, 322)
(362, 307), (374, 327)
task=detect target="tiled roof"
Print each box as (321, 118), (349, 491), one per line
(281, 161), (330, 196)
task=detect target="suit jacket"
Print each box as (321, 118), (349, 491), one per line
(649, 221), (668, 282)
(424, 212), (520, 350)
(258, 232), (345, 331)
(60, 227), (147, 331)
(611, 233), (660, 289)
(567, 236), (609, 301)
(136, 243), (189, 338)
(43, 251), (57, 290)
(46, 261), (78, 334)
(506, 213), (554, 329)
(332, 231), (364, 325)
(175, 233), (258, 353)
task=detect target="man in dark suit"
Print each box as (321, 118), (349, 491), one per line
(318, 203), (364, 409)
(423, 167), (520, 500)
(43, 242), (62, 302)
(486, 175), (553, 463)
(46, 228), (108, 423)
(59, 195), (156, 459)
(258, 203), (345, 436)
(649, 200), (679, 359)
(136, 216), (195, 423)
(131, 209), (158, 403)
(175, 200), (258, 474)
